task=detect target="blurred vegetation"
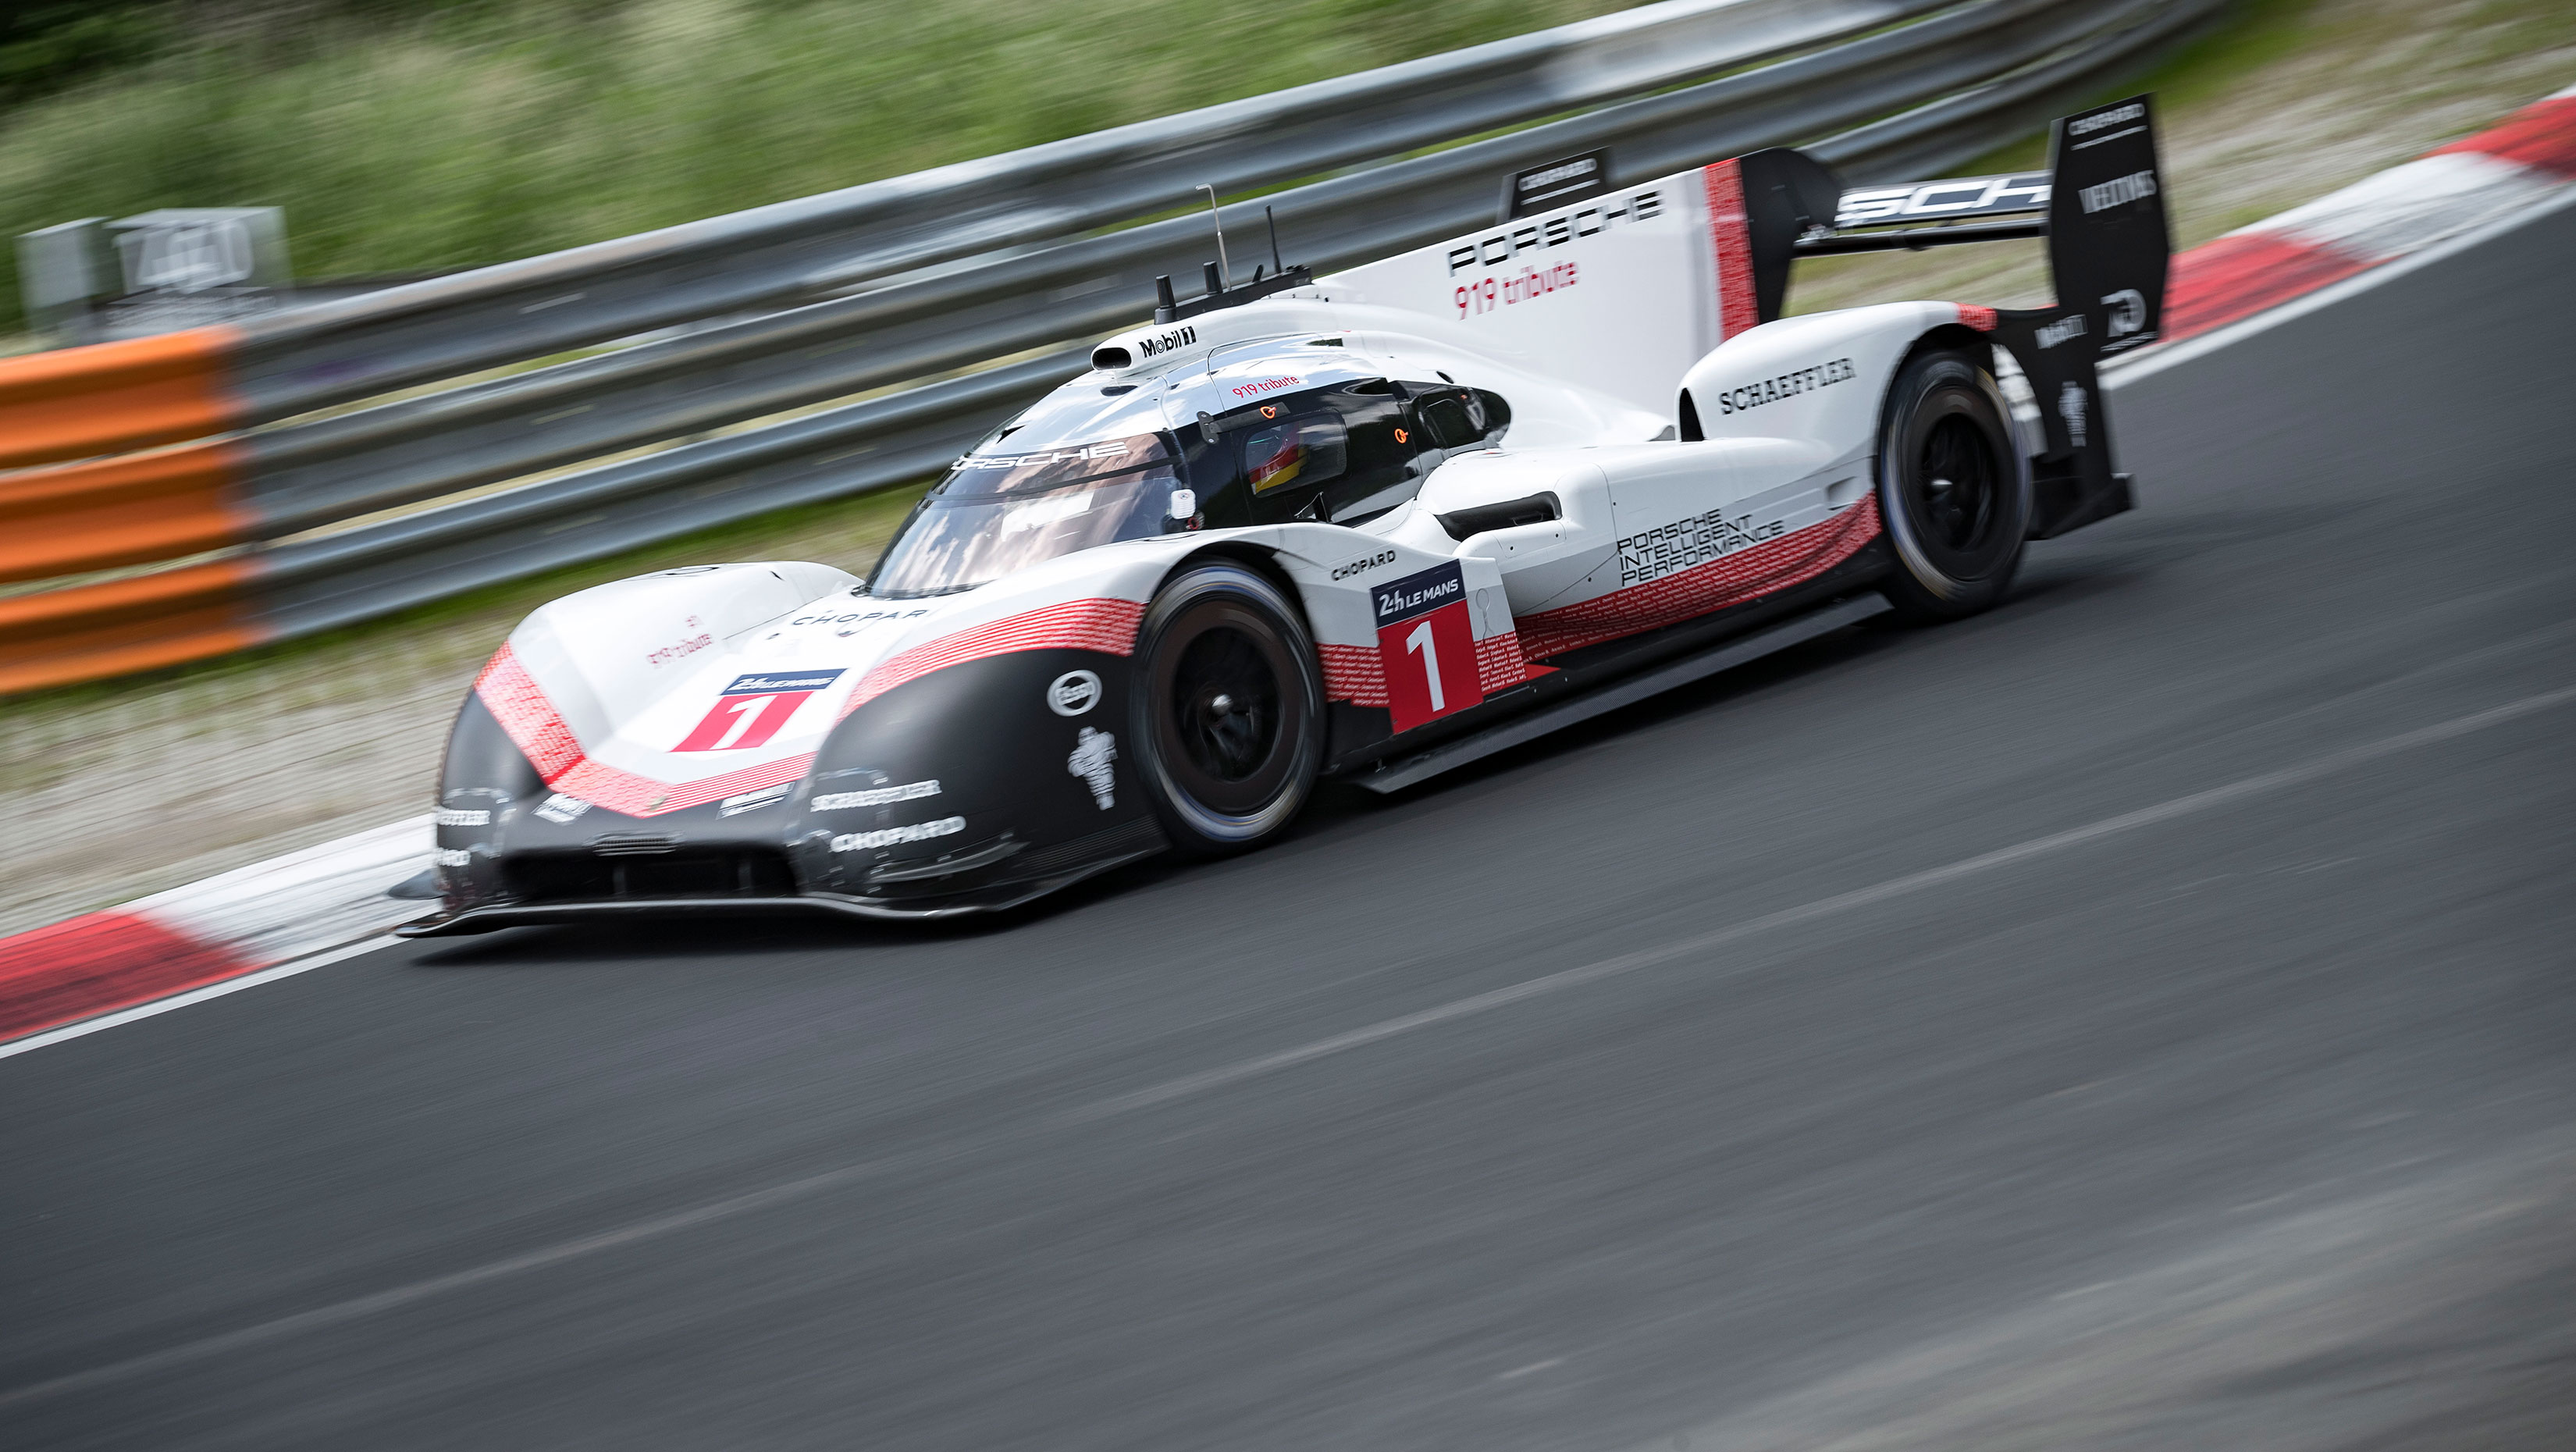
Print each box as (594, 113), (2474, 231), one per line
(0, 6), (165, 107)
(0, 0), (1635, 328)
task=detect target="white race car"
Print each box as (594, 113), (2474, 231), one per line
(410, 96), (2169, 932)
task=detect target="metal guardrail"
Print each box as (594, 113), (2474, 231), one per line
(0, 0), (2227, 695)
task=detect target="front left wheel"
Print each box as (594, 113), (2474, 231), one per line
(1132, 561), (1324, 855)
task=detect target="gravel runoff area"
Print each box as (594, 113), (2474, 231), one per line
(2, 0), (2571, 938)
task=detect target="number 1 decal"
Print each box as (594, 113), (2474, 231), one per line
(1405, 620), (1446, 713)
(1373, 562), (1482, 733)
(696, 694), (777, 751)
(674, 668), (845, 752)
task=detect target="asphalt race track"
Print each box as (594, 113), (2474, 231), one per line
(7, 204), (2575, 1451)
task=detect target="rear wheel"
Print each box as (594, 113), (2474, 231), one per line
(1133, 562), (1324, 855)
(1877, 348), (2030, 621)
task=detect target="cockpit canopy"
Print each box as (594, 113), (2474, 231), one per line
(866, 361), (1509, 598)
(1213, 377), (1509, 526)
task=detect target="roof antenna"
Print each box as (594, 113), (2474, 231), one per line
(1265, 205), (1285, 276)
(1196, 184), (1231, 290)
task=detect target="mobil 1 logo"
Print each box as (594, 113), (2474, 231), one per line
(1372, 561), (1482, 734)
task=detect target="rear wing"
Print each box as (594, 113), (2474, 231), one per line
(1715, 95), (2169, 535)
(1758, 95), (2172, 358)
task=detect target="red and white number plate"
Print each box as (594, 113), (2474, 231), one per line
(1372, 562), (1484, 733)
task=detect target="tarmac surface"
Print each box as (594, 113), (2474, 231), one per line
(5, 201), (2574, 1450)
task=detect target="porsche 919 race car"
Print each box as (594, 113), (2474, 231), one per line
(407, 97), (2172, 934)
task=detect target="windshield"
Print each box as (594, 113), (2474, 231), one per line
(869, 432), (1181, 598)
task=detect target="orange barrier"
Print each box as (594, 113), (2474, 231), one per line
(0, 560), (265, 696)
(0, 327), (243, 470)
(0, 328), (262, 694)
(0, 441), (253, 583)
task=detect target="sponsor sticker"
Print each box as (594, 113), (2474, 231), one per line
(1835, 173), (2050, 227)
(534, 794), (591, 824)
(1445, 188), (1663, 275)
(812, 780), (941, 811)
(2076, 169), (2156, 215)
(1135, 323), (1197, 358)
(1617, 504), (1786, 589)
(1372, 562), (1467, 628)
(831, 817), (966, 852)
(787, 607), (930, 629)
(433, 848), (474, 869)
(955, 440), (1133, 472)
(2068, 101), (2145, 136)
(2058, 383), (2089, 449)
(433, 807), (491, 828)
(1048, 670), (1103, 716)
(1503, 150), (1611, 219)
(719, 784), (793, 817)
(1227, 375), (1303, 400)
(2102, 287), (2147, 340)
(1372, 562), (1482, 733)
(1068, 727), (1117, 809)
(1711, 358), (1855, 416)
(2037, 314), (2087, 350)
(675, 669), (845, 752)
(1333, 549), (1397, 581)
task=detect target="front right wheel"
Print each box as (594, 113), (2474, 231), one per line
(1877, 347), (2032, 621)
(1132, 561), (1324, 856)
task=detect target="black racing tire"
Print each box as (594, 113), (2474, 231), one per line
(1131, 561), (1325, 856)
(1876, 347), (2031, 621)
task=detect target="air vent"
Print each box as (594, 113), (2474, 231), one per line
(1437, 491), (1560, 541)
(1091, 345), (1133, 370)
(590, 832), (680, 857)
(507, 847), (795, 902)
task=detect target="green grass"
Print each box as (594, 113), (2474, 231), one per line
(0, 0), (1638, 329)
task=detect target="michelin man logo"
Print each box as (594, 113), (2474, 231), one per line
(2058, 382), (2090, 449)
(1068, 727), (1117, 809)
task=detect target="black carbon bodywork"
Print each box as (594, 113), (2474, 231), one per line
(403, 648), (1166, 935)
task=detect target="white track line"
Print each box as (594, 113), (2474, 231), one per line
(4, 685), (2564, 1414)
(0, 936), (402, 1062)
(1069, 685), (2576, 1119)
